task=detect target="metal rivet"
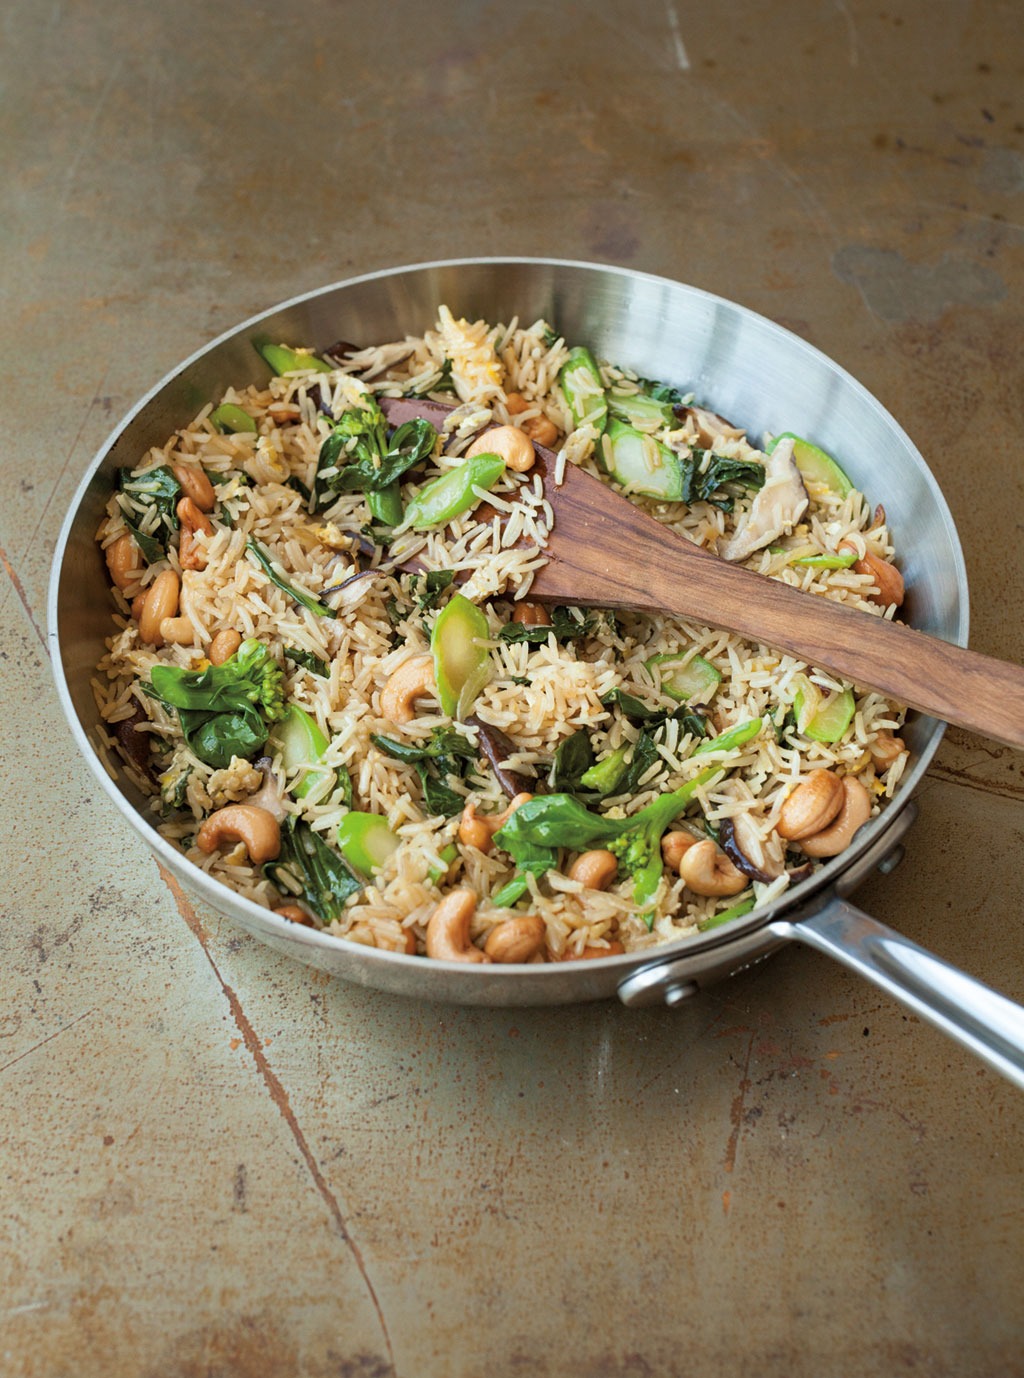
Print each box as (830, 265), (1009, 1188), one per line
(664, 979), (699, 1007)
(876, 844), (905, 876)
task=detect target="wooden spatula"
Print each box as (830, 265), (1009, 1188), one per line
(379, 396), (1024, 749)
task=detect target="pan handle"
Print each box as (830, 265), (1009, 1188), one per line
(771, 899), (1024, 1090)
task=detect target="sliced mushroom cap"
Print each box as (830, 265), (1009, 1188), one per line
(681, 405), (747, 448)
(247, 757), (289, 821)
(466, 714), (534, 799)
(717, 436), (809, 563)
(719, 814), (785, 883)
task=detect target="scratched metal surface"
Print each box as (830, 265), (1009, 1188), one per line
(3, 2), (1023, 1374)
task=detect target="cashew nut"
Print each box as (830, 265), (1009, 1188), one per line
(196, 804), (282, 864)
(504, 391), (529, 415)
(678, 839), (748, 897)
(521, 414), (559, 448)
(800, 778), (872, 857)
(556, 940), (626, 961)
(840, 541), (905, 608)
(869, 732), (907, 768)
(567, 849), (618, 890)
(511, 602), (552, 628)
(274, 904), (314, 927)
(661, 830), (701, 872)
(425, 888), (490, 963)
(466, 424), (536, 473)
(380, 653), (436, 725)
(484, 913), (546, 963)
(458, 792), (533, 854)
(177, 496), (215, 571)
(172, 461), (216, 513)
(105, 532), (142, 591)
(138, 569), (180, 647)
(159, 615), (195, 646)
(208, 628), (242, 666)
(777, 769), (846, 841)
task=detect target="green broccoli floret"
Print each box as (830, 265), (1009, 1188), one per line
(494, 767), (724, 920)
(145, 638), (286, 769)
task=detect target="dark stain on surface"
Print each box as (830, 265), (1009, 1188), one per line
(833, 245), (1006, 322)
(232, 1162), (248, 1212)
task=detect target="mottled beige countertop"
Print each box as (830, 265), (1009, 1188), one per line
(3, 2), (1023, 1375)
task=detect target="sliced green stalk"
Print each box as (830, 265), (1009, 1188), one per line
(336, 812), (400, 877)
(600, 418), (684, 500)
(431, 593), (493, 720)
(428, 843), (459, 886)
(367, 481), (404, 527)
(270, 703), (333, 800)
(209, 403), (258, 434)
(768, 432), (853, 497)
(645, 651), (722, 703)
(491, 875), (531, 907)
(579, 744), (630, 795)
(793, 681), (856, 743)
(559, 346), (608, 434)
(697, 895), (756, 932)
(245, 538), (338, 619)
(792, 549), (858, 569)
(253, 339), (334, 375)
(606, 387), (674, 429)
(692, 717), (763, 755)
(402, 453), (506, 531)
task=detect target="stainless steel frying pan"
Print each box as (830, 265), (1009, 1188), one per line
(47, 259), (1024, 1087)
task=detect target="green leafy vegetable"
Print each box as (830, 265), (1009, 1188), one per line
(495, 767), (722, 917)
(600, 688), (708, 738)
(313, 402), (437, 523)
(117, 465), (182, 560)
(549, 730), (596, 792)
(412, 569), (456, 612)
(371, 729), (478, 818)
(634, 374), (691, 408)
(285, 647), (330, 678)
(579, 745), (629, 797)
(265, 815), (362, 922)
(615, 731), (662, 796)
(498, 606), (595, 645)
(246, 538), (339, 619)
(144, 638), (285, 768)
(697, 895), (756, 932)
(679, 451), (765, 512)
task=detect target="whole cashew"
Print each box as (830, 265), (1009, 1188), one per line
(458, 792), (533, 854)
(521, 414), (559, 448)
(208, 628), (242, 666)
(274, 904), (314, 927)
(159, 615), (195, 646)
(777, 769), (845, 841)
(172, 461), (217, 513)
(504, 391), (529, 415)
(138, 569), (180, 647)
(177, 496), (215, 571)
(678, 839), (748, 897)
(556, 940), (626, 961)
(869, 732), (907, 768)
(105, 532), (142, 591)
(196, 804), (282, 864)
(425, 888), (490, 963)
(380, 653), (436, 725)
(484, 914), (546, 963)
(800, 778), (872, 857)
(661, 830), (701, 872)
(840, 541), (905, 608)
(567, 850), (618, 890)
(466, 424), (536, 473)
(511, 602), (552, 628)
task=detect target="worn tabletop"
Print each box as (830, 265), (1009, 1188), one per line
(3, 2), (1023, 1375)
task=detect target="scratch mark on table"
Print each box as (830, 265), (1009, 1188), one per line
(834, 0), (860, 67)
(0, 541), (47, 653)
(59, 57), (125, 213)
(158, 862), (396, 1374)
(664, 1), (690, 71)
(723, 1029), (757, 1174)
(0, 1007), (95, 1077)
(28, 356), (113, 556)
